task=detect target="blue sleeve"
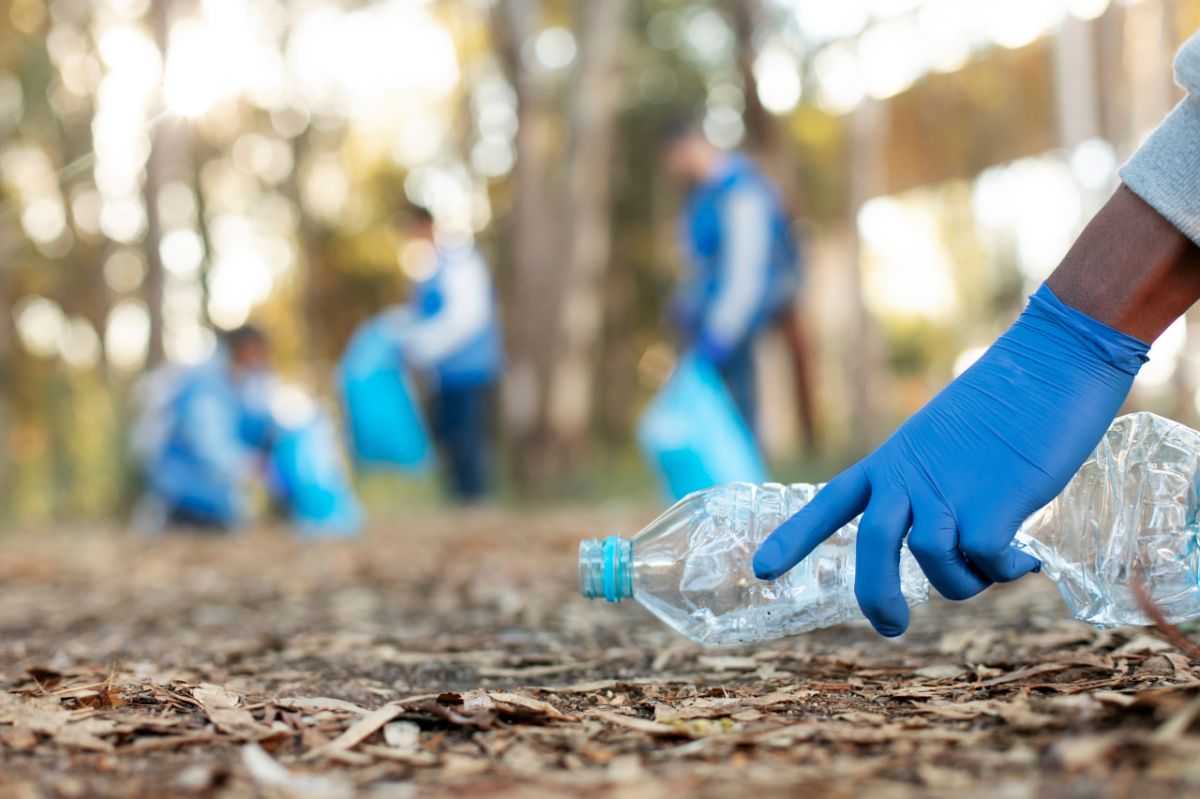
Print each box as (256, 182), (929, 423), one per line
(179, 389), (254, 479)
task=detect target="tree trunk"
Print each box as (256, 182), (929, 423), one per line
(847, 99), (888, 457)
(285, 130), (324, 376)
(1053, 15), (1103, 218)
(493, 0), (562, 490)
(727, 0), (771, 153)
(726, 0), (818, 454)
(0, 231), (14, 516)
(726, 0), (799, 207)
(546, 0), (630, 470)
(192, 149), (215, 330)
(142, 0), (173, 368)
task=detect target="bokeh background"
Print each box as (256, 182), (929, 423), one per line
(1, 0), (1198, 524)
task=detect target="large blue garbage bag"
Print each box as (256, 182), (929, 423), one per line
(637, 352), (769, 501)
(271, 412), (364, 537)
(339, 311), (432, 471)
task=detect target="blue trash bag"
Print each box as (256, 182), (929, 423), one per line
(338, 310), (433, 471)
(637, 352), (769, 501)
(270, 411), (364, 537)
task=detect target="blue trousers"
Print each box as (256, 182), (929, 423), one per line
(430, 381), (493, 501)
(719, 338), (758, 435)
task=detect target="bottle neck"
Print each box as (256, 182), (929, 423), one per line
(579, 535), (633, 603)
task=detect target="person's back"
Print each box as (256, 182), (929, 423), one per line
(660, 121), (801, 430)
(408, 242), (504, 390)
(676, 152), (799, 346)
(396, 206), (503, 502)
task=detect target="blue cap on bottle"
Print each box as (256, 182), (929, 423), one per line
(579, 535), (633, 602)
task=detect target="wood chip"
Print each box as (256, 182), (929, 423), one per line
(978, 663), (1072, 688)
(243, 742), (353, 798)
(587, 710), (679, 736)
(274, 697), (369, 716)
(382, 721), (421, 751)
(488, 692), (566, 720)
(313, 704), (404, 757)
(193, 684), (277, 741)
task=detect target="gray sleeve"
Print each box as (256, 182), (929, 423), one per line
(1118, 31), (1200, 247)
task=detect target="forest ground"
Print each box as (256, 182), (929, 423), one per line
(1, 505), (1199, 799)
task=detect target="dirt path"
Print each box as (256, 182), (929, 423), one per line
(1, 507), (1198, 798)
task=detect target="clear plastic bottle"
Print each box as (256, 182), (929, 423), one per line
(580, 412), (1200, 645)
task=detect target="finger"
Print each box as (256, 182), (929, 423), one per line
(753, 464), (871, 580)
(853, 489), (914, 637)
(906, 503), (990, 601)
(959, 521), (1041, 583)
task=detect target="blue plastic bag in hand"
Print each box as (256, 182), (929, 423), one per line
(339, 310), (432, 471)
(638, 352), (769, 501)
(271, 411), (363, 537)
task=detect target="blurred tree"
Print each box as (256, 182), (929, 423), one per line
(847, 99), (888, 456)
(725, 0), (820, 454)
(0, 225), (14, 515)
(550, 0), (630, 471)
(143, 0), (171, 369)
(493, 0), (630, 491)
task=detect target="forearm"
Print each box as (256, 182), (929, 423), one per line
(1051, 31), (1200, 342)
(1047, 185), (1200, 343)
(1119, 31), (1200, 248)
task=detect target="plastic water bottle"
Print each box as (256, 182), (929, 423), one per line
(579, 412), (1200, 645)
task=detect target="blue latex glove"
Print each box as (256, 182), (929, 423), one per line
(670, 291), (735, 365)
(668, 290), (703, 339)
(695, 329), (734, 366)
(753, 284), (1150, 637)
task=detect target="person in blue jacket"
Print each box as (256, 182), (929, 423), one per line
(133, 326), (276, 531)
(659, 119), (801, 432)
(398, 205), (504, 502)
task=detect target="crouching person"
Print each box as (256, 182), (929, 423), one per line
(132, 326), (277, 531)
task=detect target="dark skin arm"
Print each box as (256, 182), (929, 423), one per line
(1048, 185), (1200, 343)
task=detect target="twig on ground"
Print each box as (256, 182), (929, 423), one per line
(1131, 575), (1200, 662)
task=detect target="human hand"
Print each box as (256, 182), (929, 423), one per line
(694, 329), (733, 366)
(668, 290), (702, 338)
(753, 284), (1150, 636)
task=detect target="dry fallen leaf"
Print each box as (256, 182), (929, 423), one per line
(1051, 734), (1121, 771)
(488, 692), (565, 720)
(192, 684), (279, 741)
(978, 663), (1072, 688)
(6, 513), (1200, 798)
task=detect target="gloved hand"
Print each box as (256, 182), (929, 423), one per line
(695, 328), (734, 366)
(753, 284), (1150, 636)
(668, 291), (703, 339)
(259, 451), (287, 501)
